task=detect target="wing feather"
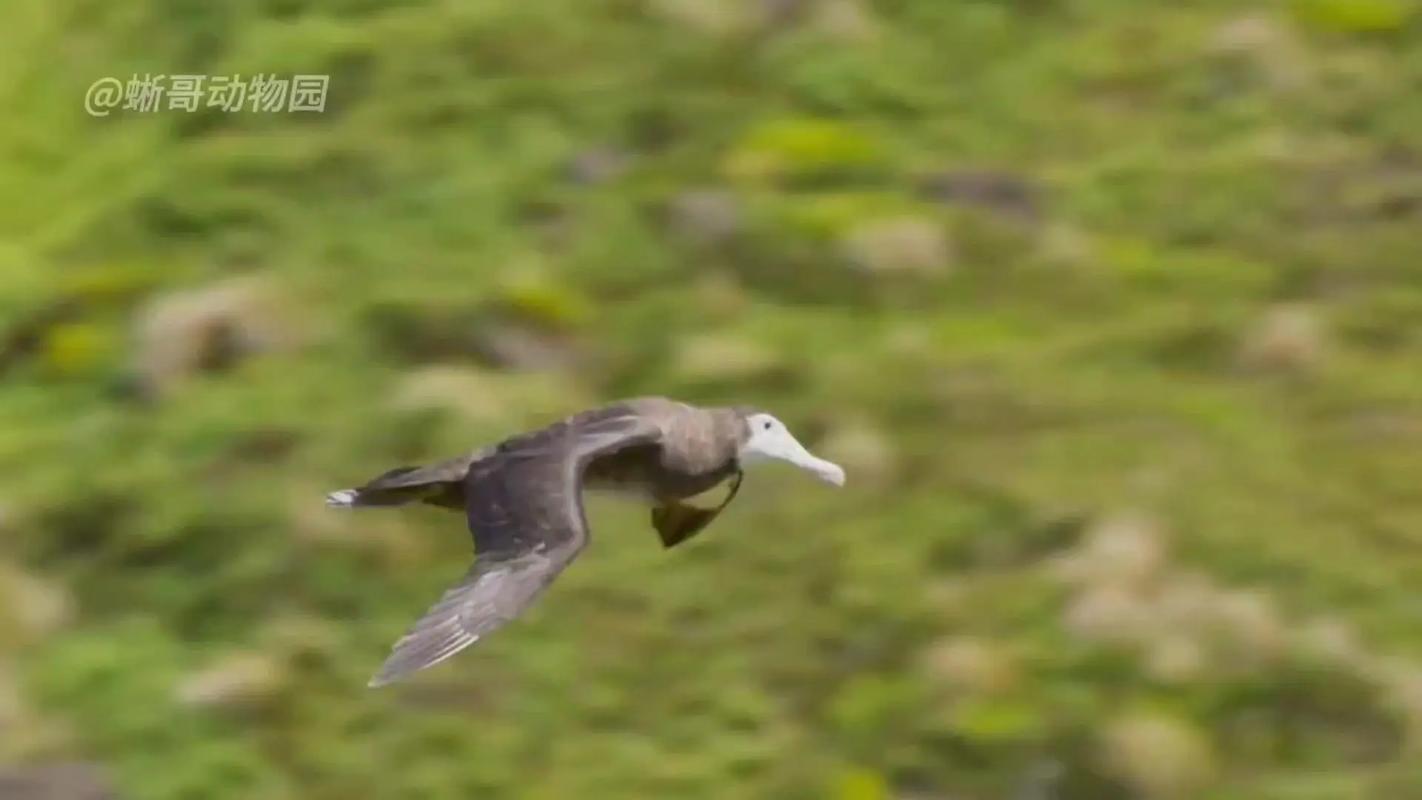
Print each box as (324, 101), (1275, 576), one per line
(368, 405), (663, 686)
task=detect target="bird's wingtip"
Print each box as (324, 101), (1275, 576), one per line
(326, 489), (358, 508)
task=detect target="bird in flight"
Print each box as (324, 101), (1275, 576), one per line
(327, 396), (845, 687)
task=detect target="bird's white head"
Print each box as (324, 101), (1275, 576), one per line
(737, 412), (846, 487)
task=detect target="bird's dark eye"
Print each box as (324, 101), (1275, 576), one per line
(763, 421), (772, 430)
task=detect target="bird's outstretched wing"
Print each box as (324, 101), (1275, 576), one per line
(369, 406), (663, 687)
(368, 552), (560, 687)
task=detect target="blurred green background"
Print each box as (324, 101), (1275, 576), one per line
(4, 0), (1422, 797)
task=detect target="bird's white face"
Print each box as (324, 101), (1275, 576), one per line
(738, 413), (846, 487)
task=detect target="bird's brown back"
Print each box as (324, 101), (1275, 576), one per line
(583, 399), (744, 501)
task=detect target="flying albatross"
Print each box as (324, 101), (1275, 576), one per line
(326, 396), (845, 687)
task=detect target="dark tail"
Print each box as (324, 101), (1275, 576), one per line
(326, 466), (464, 510)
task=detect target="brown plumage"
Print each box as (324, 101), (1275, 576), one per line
(327, 396), (843, 687)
